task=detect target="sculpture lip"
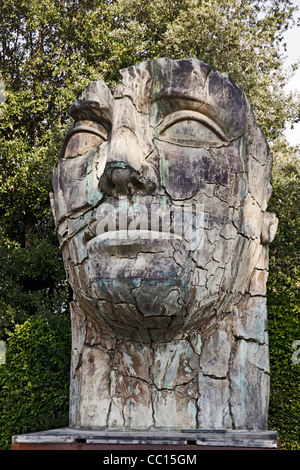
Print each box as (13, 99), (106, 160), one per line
(87, 229), (183, 248)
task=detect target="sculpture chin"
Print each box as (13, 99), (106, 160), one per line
(74, 279), (189, 342)
(73, 234), (191, 340)
(70, 228), (244, 340)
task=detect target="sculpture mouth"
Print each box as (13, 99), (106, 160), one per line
(92, 229), (183, 243)
(90, 196), (205, 251)
(86, 229), (184, 254)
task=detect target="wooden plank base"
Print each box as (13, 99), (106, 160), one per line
(11, 441), (280, 451)
(11, 427), (279, 451)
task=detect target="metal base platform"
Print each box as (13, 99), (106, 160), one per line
(11, 427), (279, 450)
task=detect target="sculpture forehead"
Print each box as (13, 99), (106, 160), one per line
(75, 58), (247, 140)
(119, 58), (210, 110)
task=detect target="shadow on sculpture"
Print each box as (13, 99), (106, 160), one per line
(50, 58), (278, 431)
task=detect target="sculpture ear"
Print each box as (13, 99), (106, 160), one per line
(261, 212), (278, 245)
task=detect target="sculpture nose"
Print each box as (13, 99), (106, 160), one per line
(99, 98), (158, 197)
(99, 162), (157, 197)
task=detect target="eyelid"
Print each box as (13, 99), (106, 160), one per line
(60, 124), (108, 158)
(156, 110), (228, 143)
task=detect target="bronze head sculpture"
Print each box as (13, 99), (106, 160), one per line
(51, 58), (278, 430)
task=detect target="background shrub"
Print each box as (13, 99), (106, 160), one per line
(0, 314), (71, 450)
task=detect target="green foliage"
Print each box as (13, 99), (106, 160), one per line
(267, 142), (300, 450)
(111, 0), (299, 141)
(0, 0), (299, 450)
(0, 314), (71, 450)
(0, 235), (70, 337)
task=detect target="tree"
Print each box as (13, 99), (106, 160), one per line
(111, 0), (299, 141)
(0, 0), (116, 247)
(1, 1), (299, 246)
(0, 314), (71, 450)
(267, 140), (300, 450)
(0, 0), (299, 450)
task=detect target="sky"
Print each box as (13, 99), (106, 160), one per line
(283, 0), (300, 146)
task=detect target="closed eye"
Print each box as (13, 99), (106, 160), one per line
(156, 111), (228, 147)
(61, 124), (108, 158)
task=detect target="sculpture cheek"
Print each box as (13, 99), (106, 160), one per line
(57, 153), (91, 215)
(155, 140), (214, 199)
(52, 149), (105, 222)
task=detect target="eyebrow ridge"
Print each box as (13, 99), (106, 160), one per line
(69, 99), (112, 128)
(152, 93), (203, 105)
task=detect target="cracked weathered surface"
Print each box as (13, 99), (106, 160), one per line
(50, 58), (278, 431)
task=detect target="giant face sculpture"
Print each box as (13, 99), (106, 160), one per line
(51, 58), (278, 431)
